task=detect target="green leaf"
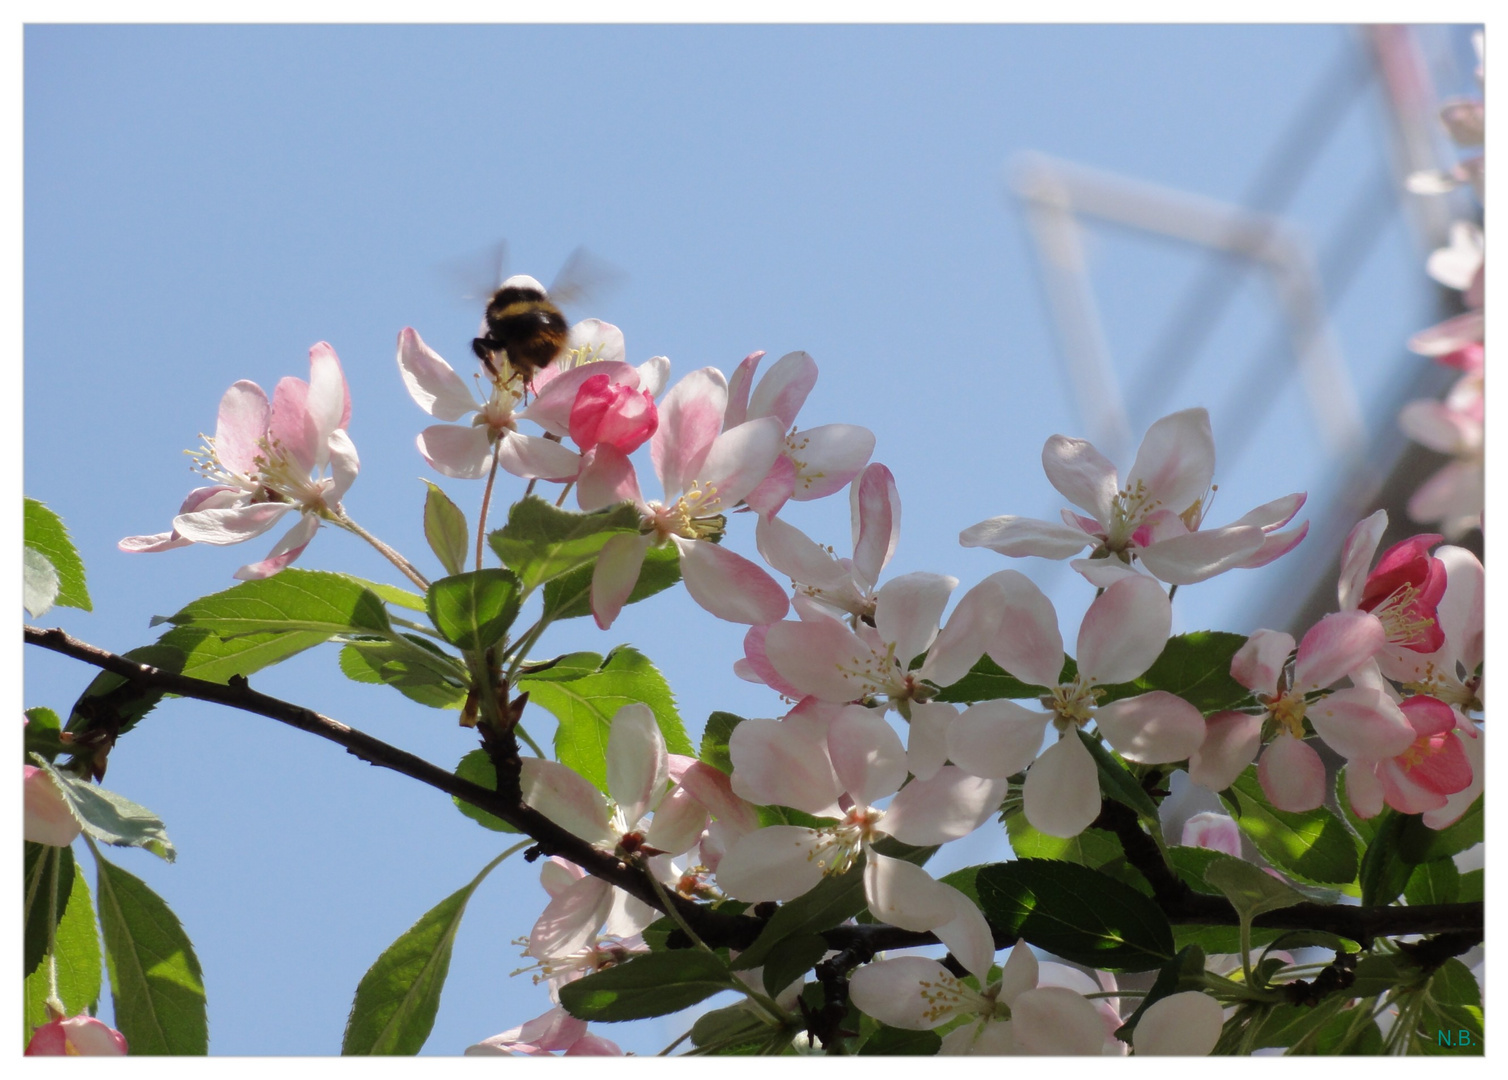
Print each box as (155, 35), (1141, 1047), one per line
(1219, 767), (1359, 886)
(489, 496), (642, 594)
(1396, 795), (1483, 863)
(24, 854), (102, 1038)
(1114, 944), (1206, 1042)
(559, 950), (736, 1021)
(1077, 731), (1161, 826)
(158, 567), (391, 637)
(450, 750), (518, 833)
(426, 569), (521, 652)
(859, 1025), (942, 1055)
(23, 546), (60, 618)
(1457, 868), (1483, 903)
(24, 498), (92, 611)
(93, 850), (207, 1055)
(339, 637), (468, 710)
(1357, 811), (1415, 907)
(24, 843), (75, 979)
(342, 851), (510, 1054)
(1297, 1006), (1385, 1054)
(690, 1001), (781, 1052)
(423, 481), (471, 577)
(929, 654), (1073, 704)
(519, 646), (690, 792)
(733, 864), (867, 972)
(33, 755), (175, 862)
(761, 933), (830, 997)
(67, 622), (331, 743)
(515, 651), (602, 682)
(1101, 631), (1249, 712)
(700, 711), (745, 775)
(1005, 810), (1121, 867)
(1201, 855), (1307, 922)
(973, 859), (1175, 971)
(343, 577), (428, 613)
(25, 706), (66, 763)
(1166, 846), (1230, 895)
(1404, 858), (1460, 906)
(541, 539), (682, 622)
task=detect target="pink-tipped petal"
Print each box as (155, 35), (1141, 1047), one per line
(529, 875), (614, 960)
(884, 766), (1009, 846)
(269, 375), (316, 472)
(1257, 734), (1325, 812)
(590, 533), (654, 630)
(727, 718), (842, 813)
(747, 350), (817, 428)
(23, 766), (83, 847)
(213, 380), (272, 474)
(918, 575), (1005, 689)
(741, 454), (797, 518)
(233, 512), (320, 580)
(397, 327), (477, 421)
(960, 515), (1093, 559)
(722, 350), (765, 429)
(1094, 691), (1206, 764)
(1294, 611), (1386, 689)
(1076, 575), (1171, 685)
(851, 462), (901, 587)
(1042, 434), (1119, 523)
(787, 423), (876, 501)
(1343, 761), (1385, 819)
(1188, 711), (1262, 792)
(673, 537), (790, 626)
(986, 570), (1066, 687)
(644, 785), (709, 856)
(1126, 408), (1215, 515)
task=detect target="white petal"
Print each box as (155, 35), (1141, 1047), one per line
(850, 462), (901, 587)
(960, 515), (1092, 560)
(1230, 628), (1295, 693)
(727, 718), (842, 814)
(985, 570), (1065, 687)
(606, 703), (667, 824)
(1336, 510), (1387, 611)
(918, 575), (1005, 689)
(652, 367), (728, 496)
(326, 428), (360, 501)
(864, 851), (954, 931)
(416, 424), (495, 480)
(884, 766), (1009, 846)
(905, 701), (958, 783)
(528, 875), (613, 960)
(748, 350), (817, 427)
(397, 327), (478, 421)
(1094, 691), (1206, 764)
(1126, 408), (1215, 517)
(1188, 711), (1262, 792)
(1076, 575), (1171, 685)
(519, 759), (615, 846)
(946, 700), (1050, 779)
(1024, 734), (1101, 838)
(932, 885), (996, 981)
(1042, 434), (1118, 523)
(698, 415), (786, 506)
(233, 512), (320, 579)
(1138, 525), (1264, 585)
(848, 957), (959, 1030)
(1013, 987), (1108, 1055)
(827, 706), (908, 807)
(1133, 991), (1224, 1055)
(1308, 686), (1416, 760)
(786, 423), (876, 501)
(174, 502), (292, 544)
(716, 827), (827, 902)
(590, 533), (653, 631)
(763, 617), (875, 702)
(495, 432), (582, 482)
(673, 537), (790, 626)
(644, 785), (709, 856)
(875, 572), (956, 669)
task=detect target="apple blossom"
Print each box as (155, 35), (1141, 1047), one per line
(1180, 811), (1241, 857)
(717, 702), (1001, 967)
(25, 1015), (128, 1056)
(580, 367), (791, 628)
(521, 857), (652, 993)
(961, 408), (1306, 586)
(120, 343), (358, 579)
(848, 940), (1106, 1055)
(1336, 511), (1449, 675)
(947, 572), (1206, 837)
(1385, 545), (1484, 730)
(1341, 695), (1474, 818)
(465, 1006), (621, 1056)
(1132, 991), (1224, 1055)
(724, 349), (876, 516)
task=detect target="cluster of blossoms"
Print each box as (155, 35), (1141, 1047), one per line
(1399, 32), (1484, 539)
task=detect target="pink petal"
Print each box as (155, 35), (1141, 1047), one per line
(918, 575), (1005, 689)
(269, 375), (316, 473)
(1336, 510), (1388, 611)
(575, 444), (644, 512)
(525, 360), (641, 438)
(1180, 812), (1242, 857)
(1309, 686), (1415, 760)
(985, 570), (1065, 687)
(651, 367), (728, 497)
(1137, 525), (1264, 585)
(1042, 433), (1119, 523)
(397, 327), (478, 421)
(519, 759), (615, 846)
(747, 349), (817, 428)
(875, 572), (956, 669)
(606, 703), (667, 824)
(1093, 691), (1206, 764)
(1257, 734), (1325, 812)
(326, 429), (360, 501)
(850, 462), (900, 587)
(763, 617), (873, 702)
(304, 343), (348, 467)
(740, 453), (796, 517)
(1408, 310), (1483, 356)
(960, 515), (1093, 560)
(1231, 492), (1306, 532)
(1188, 711), (1262, 791)
(1408, 460), (1483, 527)
(590, 533), (654, 630)
(946, 700), (1050, 779)
(1076, 575), (1171, 685)
(529, 875), (614, 960)
(174, 501), (292, 545)
(1070, 557), (1147, 587)
(698, 415), (786, 506)
(755, 514), (852, 593)
(827, 706), (908, 807)
(1398, 400), (1478, 455)
(416, 424), (495, 480)
(728, 718), (842, 814)
(883, 766), (1009, 846)
(738, 624), (808, 699)
(786, 423), (876, 501)
(673, 536), (790, 625)
(1240, 520), (1309, 569)
(1024, 733), (1101, 838)
(214, 380), (271, 474)
(120, 486), (245, 553)
(1421, 728), (1482, 829)
(234, 512), (320, 580)
(1126, 408), (1215, 518)
(23, 766), (83, 847)
(677, 761), (759, 834)
(721, 350), (764, 429)
(1230, 629), (1294, 694)
(1294, 611), (1386, 689)
(643, 785), (709, 856)
(1343, 761), (1385, 819)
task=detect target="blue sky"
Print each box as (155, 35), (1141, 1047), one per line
(20, 22), (1479, 1055)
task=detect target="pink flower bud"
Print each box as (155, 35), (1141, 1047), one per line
(25, 1016), (129, 1056)
(568, 373), (658, 455)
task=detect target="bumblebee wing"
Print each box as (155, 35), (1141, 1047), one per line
(547, 246), (625, 308)
(436, 239), (510, 303)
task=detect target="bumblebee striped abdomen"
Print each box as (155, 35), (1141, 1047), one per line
(471, 280), (570, 382)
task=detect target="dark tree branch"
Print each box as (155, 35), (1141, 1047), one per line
(25, 625), (1484, 964)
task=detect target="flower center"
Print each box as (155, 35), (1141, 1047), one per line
(1105, 480), (1161, 549)
(1045, 675), (1101, 731)
(646, 482), (726, 541)
(808, 808), (884, 879)
(1364, 581), (1437, 648)
(911, 969), (993, 1025)
(1264, 689), (1308, 738)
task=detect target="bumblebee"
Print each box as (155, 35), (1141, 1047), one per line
(469, 247), (618, 386)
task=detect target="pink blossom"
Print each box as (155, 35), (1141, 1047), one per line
(724, 349), (875, 517)
(1336, 512), (1450, 678)
(1342, 696), (1474, 818)
(580, 367), (791, 628)
(120, 343), (357, 579)
(1378, 545), (1483, 731)
(465, 1006), (621, 1056)
(25, 1015), (128, 1055)
(23, 765), (82, 847)
(961, 408), (1306, 586)
(1180, 811), (1241, 858)
(567, 373), (658, 455)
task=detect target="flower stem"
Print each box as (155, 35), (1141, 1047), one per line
(335, 512), (430, 591)
(476, 441), (503, 572)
